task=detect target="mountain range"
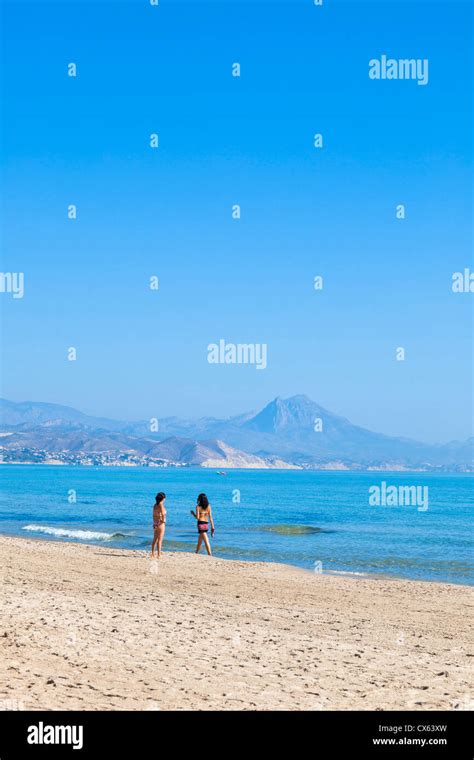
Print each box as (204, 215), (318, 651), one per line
(0, 396), (472, 470)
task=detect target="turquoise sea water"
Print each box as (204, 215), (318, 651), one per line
(0, 466), (472, 585)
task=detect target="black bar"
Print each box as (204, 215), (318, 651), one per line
(0, 710), (471, 758)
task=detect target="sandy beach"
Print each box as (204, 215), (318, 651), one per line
(0, 534), (472, 711)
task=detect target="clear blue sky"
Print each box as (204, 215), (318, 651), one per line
(1, 0), (472, 443)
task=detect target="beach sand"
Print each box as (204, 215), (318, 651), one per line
(0, 535), (472, 711)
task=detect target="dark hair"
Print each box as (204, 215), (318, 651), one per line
(197, 493), (209, 510)
(155, 492), (166, 505)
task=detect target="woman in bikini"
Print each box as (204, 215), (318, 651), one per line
(190, 493), (215, 556)
(151, 491), (166, 558)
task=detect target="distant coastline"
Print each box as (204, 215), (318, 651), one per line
(1, 459), (471, 473)
(1, 395), (472, 472)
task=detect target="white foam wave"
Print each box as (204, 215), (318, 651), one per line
(329, 570), (368, 577)
(22, 524), (123, 541)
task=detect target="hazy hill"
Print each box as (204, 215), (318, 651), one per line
(1, 396), (472, 470)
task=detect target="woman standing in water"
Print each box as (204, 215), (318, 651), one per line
(151, 492), (166, 558)
(190, 493), (215, 556)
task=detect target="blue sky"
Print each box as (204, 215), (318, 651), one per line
(1, 0), (472, 443)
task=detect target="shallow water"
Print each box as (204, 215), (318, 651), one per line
(0, 466), (472, 585)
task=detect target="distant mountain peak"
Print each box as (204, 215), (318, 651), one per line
(243, 394), (326, 434)
(285, 394), (313, 403)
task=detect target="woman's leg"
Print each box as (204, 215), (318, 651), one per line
(157, 524), (165, 556)
(196, 535), (203, 554)
(151, 529), (159, 557)
(202, 533), (212, 556)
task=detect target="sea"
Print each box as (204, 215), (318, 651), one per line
(0, 465), (472, 585)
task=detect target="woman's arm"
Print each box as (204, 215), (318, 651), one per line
(209, 506), (215, 534)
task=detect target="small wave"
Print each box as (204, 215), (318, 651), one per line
(22, 524), (126, 541)
(328, 570), (368, 577)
